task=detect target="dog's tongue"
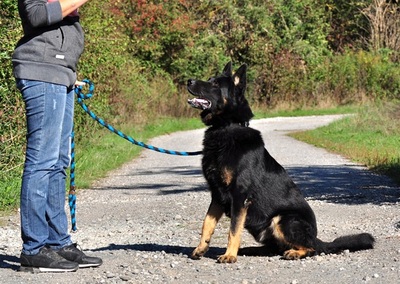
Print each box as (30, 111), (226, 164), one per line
(188, 98), (211, 110)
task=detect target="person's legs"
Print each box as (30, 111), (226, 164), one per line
(47, 86), (74, 249)
(18, 80), (71, 254)
(18, 80), (102, 270)
(18, 80), (78, 272)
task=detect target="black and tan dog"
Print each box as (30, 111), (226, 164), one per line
(187, 62), (374, 263)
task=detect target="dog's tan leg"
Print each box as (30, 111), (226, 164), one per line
(217, 206), (248, 263)
(283, 247), (315, 260)
(191, 200), (224, 259)
(270, 216), (315, 260)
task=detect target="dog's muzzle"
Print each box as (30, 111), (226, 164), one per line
(188, 98), (212, 110)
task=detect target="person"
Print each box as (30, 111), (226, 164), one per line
(12, 0), (102, 272)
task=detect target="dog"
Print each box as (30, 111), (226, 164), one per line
(186, 62), (375, 263)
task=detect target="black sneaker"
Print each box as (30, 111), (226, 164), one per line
(20, 246), (79, 273)
(56, 243), (102, 268)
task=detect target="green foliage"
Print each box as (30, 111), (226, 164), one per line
(326, 1), (371, 51)
(271, 0), (331, 59)
(0, 179), (20, 211)
(116, 0), (220, 81)
(2, 0), (400, 209)
(0, 0), (25, 189)
(311, 50), (400, 104)
(75, 2), (131, 135)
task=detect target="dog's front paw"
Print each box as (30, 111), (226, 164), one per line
(217, 254), (237, 263)
(191, 245), (208, 260)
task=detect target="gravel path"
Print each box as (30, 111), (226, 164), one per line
(1, 115), (399, 284)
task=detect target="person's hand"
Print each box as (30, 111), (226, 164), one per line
(74, 80), (86, 86)
(59, 0), (90, 18)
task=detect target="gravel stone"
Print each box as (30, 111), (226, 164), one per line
(0, 115), (399, 283)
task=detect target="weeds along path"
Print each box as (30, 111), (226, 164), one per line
(1, 115), (399, 283)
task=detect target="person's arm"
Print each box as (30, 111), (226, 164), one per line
(58, 0), (89, 18)
(21, 0), (90, 28)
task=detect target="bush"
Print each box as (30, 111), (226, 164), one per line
(311, 50), (400, 105)
(0, 0), (25, 185)
(2, 0), (400, 210)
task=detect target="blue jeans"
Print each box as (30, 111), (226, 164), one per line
(17, 79), (74, 255)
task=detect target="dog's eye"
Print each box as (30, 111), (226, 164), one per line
(208, 77), (219, 87)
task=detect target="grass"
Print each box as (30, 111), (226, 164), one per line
(0, 178), (20, 213)
(253, 104), (358, 119)
(290, 102), (400, 184)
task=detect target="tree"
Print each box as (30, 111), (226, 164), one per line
(326, 1), (371, 52)
(363, 0), (400, 57)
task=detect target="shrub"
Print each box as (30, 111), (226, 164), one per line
(2, 0), (400, 210)
(0, 0), (25, 184)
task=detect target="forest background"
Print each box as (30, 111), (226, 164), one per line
(1, 0), (399, 210)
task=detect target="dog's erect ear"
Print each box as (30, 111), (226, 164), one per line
(233, 64), (253, 123)
(233, 64), (247, 90)
(222, 62), (232, 76)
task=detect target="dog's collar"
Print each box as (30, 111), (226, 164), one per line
(213, 121), (249, 128)
(232, 122), (249, 127)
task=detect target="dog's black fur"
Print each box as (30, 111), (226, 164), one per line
(187, 62), (375, 263)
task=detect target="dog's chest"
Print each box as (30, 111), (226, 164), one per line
(201, 128), (240, 187)
(201, 149), (233, 210)
(201, 150), (228, 187)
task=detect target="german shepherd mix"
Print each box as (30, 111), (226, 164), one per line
(187, 62), (374, 263)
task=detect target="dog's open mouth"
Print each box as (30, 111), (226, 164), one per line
(188, 98), (212, 110)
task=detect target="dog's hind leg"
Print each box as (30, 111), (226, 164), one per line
(270, 215), (317, 260)
(218, 204), (249, 263)
(191, 200), (224, 260)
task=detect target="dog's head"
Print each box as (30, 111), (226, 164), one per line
(187, 62), (253, 126)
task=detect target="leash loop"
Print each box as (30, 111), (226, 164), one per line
(75, 78), (94, 99)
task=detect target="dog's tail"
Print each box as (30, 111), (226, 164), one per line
(316, 233), (375, 255)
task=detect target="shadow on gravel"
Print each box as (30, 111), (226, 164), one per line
(93, 164), (399, 204)
(0, 254), (20, 271)
(93, 183), (207, 194)
(92, 243), (225, 261)
(93, 166), (207, 194)
(127, 166), (203, 177)
(287, 165), (399, 205)
(92, 243), (287, 260)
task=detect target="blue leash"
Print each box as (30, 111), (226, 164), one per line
(75, 79), (202, 156)
(68, 79), (202, 231)
(69, 129), (77, 231)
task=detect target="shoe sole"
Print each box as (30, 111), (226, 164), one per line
(20, 265), (79, 273)
(79, 263), (102, 268)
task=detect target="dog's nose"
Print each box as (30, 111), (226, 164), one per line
(187, 79), (195, 86)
